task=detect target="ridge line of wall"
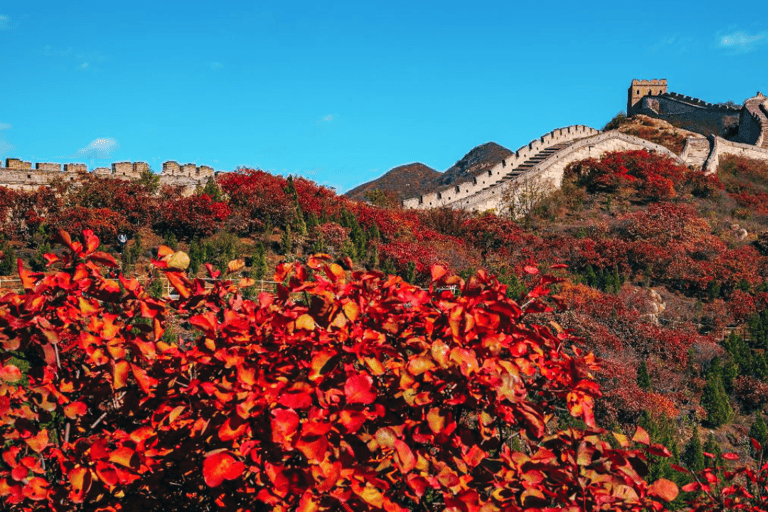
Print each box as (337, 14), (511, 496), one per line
(402, 125), (599, 209)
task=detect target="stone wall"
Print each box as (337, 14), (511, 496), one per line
(633, 93), (740, 137)
(417, 131), (684, 215)
(703, 136), (768, 174)
(0, 157), (216, 193)
(402, 125), (599, 209)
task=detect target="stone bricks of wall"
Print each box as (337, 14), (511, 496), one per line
(162, 161), (181, 176)
(35, 163), (62, 172)
(5, 158), (31, 170)
(64, 163), (88, 173)
(637, 95), (739, 137)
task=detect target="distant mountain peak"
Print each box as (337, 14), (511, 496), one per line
(345, 142), (512, 204)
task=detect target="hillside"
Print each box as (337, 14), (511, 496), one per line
(346, 141), (512, 203)
(343, 162), (440, 203)
(5, 148), (768, 509)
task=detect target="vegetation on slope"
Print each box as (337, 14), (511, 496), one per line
(3, 149), (768, 508)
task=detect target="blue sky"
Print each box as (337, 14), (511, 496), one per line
(1, 1), (766, 193)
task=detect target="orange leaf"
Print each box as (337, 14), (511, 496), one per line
(308, 350), (336, 382)
(166, 271), (190, 299)
(431, 264), (448, 282)
(0, 364), (22, 383)
(343, 301), (359, 322)
(203, 452), (245, 488)
(64, 402), (88, 419)
(427, 407), (445, 434)
(113, 360), (130, 390)
(22, 477), (48, 501)
(109, 446), (138, 468)
(25, 430), (49, 453)
(157, 245), (175, 258)
(648, 478), (679, 502)
(68, 466), (91, 503)
(632, 425), (650, 446)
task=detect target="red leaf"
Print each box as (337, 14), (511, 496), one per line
(203, 452), (245, 488)
(344, 372), (377, 405)
(523, 265), (539, 275)
(722, 452), (740, 461)
(271, 408), (300, 446)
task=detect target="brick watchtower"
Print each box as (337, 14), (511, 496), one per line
(628, 79), (668, 114)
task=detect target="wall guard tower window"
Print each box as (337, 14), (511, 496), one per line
(455, 186), (460, 193)
(437, 192), (442, 200)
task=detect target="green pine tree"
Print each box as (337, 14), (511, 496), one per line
(0, 241), (16, 275)
(749, 414), (768, 460)
(682, 425), (706, 472)
(703, 432), (724, 469)
(637, 360), (652, 391)
(253, 242), (267, 281)
(281, 225), (293, 255)
(701, 373), (733, 427)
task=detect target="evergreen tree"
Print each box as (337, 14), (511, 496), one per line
(200, 176), (222, 201)
(703, 432), (724, 469)
(281, 225), (293, 255)
(637, 360), (652, 391)
(749, 414), (768, 460)
(0, 241), (15, 276)
(682, 425), (706, 472)
(165, 232), (178, 251)
(403, 261), (416, 284)
(701, 373), (733, 427)
(382, 258), (396, 277)
(31, 242), (52, 272)
(253, 242), (267, 281)
(188, 238), (205, 276)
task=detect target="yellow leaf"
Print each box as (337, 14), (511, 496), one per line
(343, 301), (359, 322)
(296, 314), (316, 331)
(227, 259), (245, 273)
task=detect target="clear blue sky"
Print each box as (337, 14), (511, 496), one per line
(1, 1), (766, 193)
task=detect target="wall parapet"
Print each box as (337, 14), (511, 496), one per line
(660, 92), (741, 112)
(704, 135), (768, 174)
(402, 125), (599, 209)
(0, 157), (218, 193)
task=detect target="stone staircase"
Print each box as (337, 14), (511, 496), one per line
(442, 141), (577, 209)
(682, 137), (711, 169)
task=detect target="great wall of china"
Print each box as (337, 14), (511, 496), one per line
(402, 80), (768, 214)
(0, 158), (216, 194)
(3, 80), (768, 213)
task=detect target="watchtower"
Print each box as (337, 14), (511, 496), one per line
(628, 79), (668, 113)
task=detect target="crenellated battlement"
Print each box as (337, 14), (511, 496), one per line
(0, 157), (219, 194)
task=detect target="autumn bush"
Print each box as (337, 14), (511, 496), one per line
(0, 230), (686, 511)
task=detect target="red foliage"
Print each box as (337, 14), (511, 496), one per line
(69, 175), (158, 228)
(157, 194), (230, 239)
(0, 187), (62, 241)
(0, 230), (680, 511)
(565, 150), (688, 200)
(50, 206), (130, 244)
(217, 169), (295, 231)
